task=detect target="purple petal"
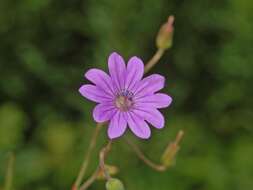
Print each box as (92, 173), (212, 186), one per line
(125, 56), (144, 91)
(85, 68), (115, 96)
(108, 52), (126, 90)
(126, 112), (151, 139)
(108, 111), (127, 139)
(133, 107), (165, 129)
(133, 74), (165, 98)
(79, 84), (112, 103)
(93, 103), (117, 123)
(135, 93), (172, 108)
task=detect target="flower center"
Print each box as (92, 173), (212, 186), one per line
(115, 89), (134, 111)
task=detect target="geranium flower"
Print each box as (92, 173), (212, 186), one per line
(79, 52), (172, 139)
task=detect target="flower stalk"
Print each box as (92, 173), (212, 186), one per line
(99, 140), (113, 180)
(124, 130), (184, 172)
(144, 48), (165, 73)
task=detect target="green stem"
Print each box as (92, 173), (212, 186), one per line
(4, 153), (15, 190)
(79, 166), (100, 190)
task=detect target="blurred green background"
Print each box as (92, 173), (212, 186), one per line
(0, 0), (253, 189)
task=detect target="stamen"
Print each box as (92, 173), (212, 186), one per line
(115, 89), (134, 111)
(117, 89), (134, 98)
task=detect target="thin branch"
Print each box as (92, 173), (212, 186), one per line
(79, 140), (113, 190)
(144, 48), (165, 73)
(124, 130), (184, 172)
(72, 123), (103, 190)
(78, 166), (100, 190)
(4, 152), (15, 190)
(124, 137), (166, 172)
(174, 130), (184, 144)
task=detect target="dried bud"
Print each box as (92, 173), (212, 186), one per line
(161, 142), (179, 167)
(106, 178), (125, 190)
(156, 15), (174, 50)
(161, 130), (184, 167)
(97, 164), (119, 180)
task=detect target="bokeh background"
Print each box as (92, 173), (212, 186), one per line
(0, 0), (253, 189)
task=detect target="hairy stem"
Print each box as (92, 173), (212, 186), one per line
(72, 123), (103, 190)
(124, 130), (184, 172)
(144, 48), (165, 73)
(4, 152), (15, 190)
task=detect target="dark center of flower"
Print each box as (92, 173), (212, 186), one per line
(115, 89), (134, 111)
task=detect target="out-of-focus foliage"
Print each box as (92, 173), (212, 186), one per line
(0, 0), (253, 189)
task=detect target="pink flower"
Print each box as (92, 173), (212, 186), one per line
(79, 52), (172, 139)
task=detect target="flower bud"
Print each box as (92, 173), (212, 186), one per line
(161, 143), (179, 167)
(106, 178), (125, 190)
(97, 164), (119, 180)
(156, 15), (174, 50)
